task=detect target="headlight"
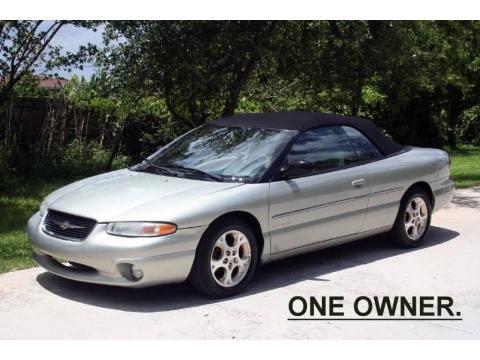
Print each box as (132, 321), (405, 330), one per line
(106, 222), (177, 237)
(39, 200), (48, 217)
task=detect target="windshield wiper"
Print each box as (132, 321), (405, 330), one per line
(140, 159), (177, 176)
(156, 163), (224, 182)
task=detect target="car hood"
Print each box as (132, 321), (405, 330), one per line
(45, 169), (244, 223)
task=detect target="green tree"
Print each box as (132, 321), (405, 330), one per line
(0, 20), (98, 105)
(95, 20), (480, 148)
(101, 21), (285, 125)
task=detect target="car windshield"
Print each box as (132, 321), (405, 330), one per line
(136, 125), (296, 183)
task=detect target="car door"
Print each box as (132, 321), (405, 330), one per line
(269, 126), (370, 254)
(340, 125), (398, 232)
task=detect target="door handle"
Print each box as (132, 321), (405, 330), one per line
(352, 178), (367, 187)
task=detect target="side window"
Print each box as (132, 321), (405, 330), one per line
(287, 126), (357, 173)
(342, 126), (382, 161)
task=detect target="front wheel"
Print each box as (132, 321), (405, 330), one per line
(189, 218), (258, 297)
(391, 187), (432, 247)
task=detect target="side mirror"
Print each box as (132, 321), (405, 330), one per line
(280, 160), (315, 180)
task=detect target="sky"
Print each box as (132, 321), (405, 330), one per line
(42, 22), (105, 79)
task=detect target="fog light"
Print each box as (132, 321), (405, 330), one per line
(131, 265), (144, 280)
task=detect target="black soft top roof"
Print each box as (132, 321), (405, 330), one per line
(209, 111), (403, 155)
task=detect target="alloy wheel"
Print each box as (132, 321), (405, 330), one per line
(210, 230), (252, 287)
(404, 196), (429, 240)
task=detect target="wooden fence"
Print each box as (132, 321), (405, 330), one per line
(0, 97), (109, 150)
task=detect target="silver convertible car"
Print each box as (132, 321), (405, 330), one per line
(28, 112), (454, 297)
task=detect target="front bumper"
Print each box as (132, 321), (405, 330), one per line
(27, 212), (206, 288)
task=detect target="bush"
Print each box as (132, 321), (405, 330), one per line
(457, 106), (480, 146)
(2, 140), (131, 186)
(60, 139), (130, 177)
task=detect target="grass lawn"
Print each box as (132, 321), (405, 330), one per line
(0, 179), (70, 273)
(0, 145), (479, 274)
(447, 144), (480, 189)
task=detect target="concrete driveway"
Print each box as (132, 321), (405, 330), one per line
(1, 188), (479, 339)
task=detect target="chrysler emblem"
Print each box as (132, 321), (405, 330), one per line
(55, 220), (85, 231)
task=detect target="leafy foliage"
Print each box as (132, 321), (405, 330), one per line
(0, 21), (99, 104)
(101, 21), (286, 124)
(2, 20), (480, 184)
(97, 21), (480, 149)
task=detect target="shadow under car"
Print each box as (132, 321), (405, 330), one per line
(36, 225), (459, 312)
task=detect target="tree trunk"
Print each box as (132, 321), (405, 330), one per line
(222, 56), (258, 118)
(84, 110), (91, 140)
(351, 94), (359, 117)
(99, 114), (108, 147)
(222, 21), (277, 118)
(350, 73), (362, 117)
(446, 129), (457, 149)
(46, 102), (56, 151)
(105, 136), (121, 172)
(105, 118), (127, 171)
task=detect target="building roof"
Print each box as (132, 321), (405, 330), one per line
(209, 111), (403, 155)
(39, 77), (69, 89)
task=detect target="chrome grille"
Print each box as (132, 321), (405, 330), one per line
(43, 210), (97, 241)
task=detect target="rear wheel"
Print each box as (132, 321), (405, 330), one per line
(391, 187), (432, 247)
(189, 218), (258, 297)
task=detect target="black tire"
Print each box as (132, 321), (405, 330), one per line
(189, 217), (258, 298)
(390, 187), (432, 247)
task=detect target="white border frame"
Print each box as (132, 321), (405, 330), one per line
(1, 0), (480, 20)
(1, 340), (479, 360)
